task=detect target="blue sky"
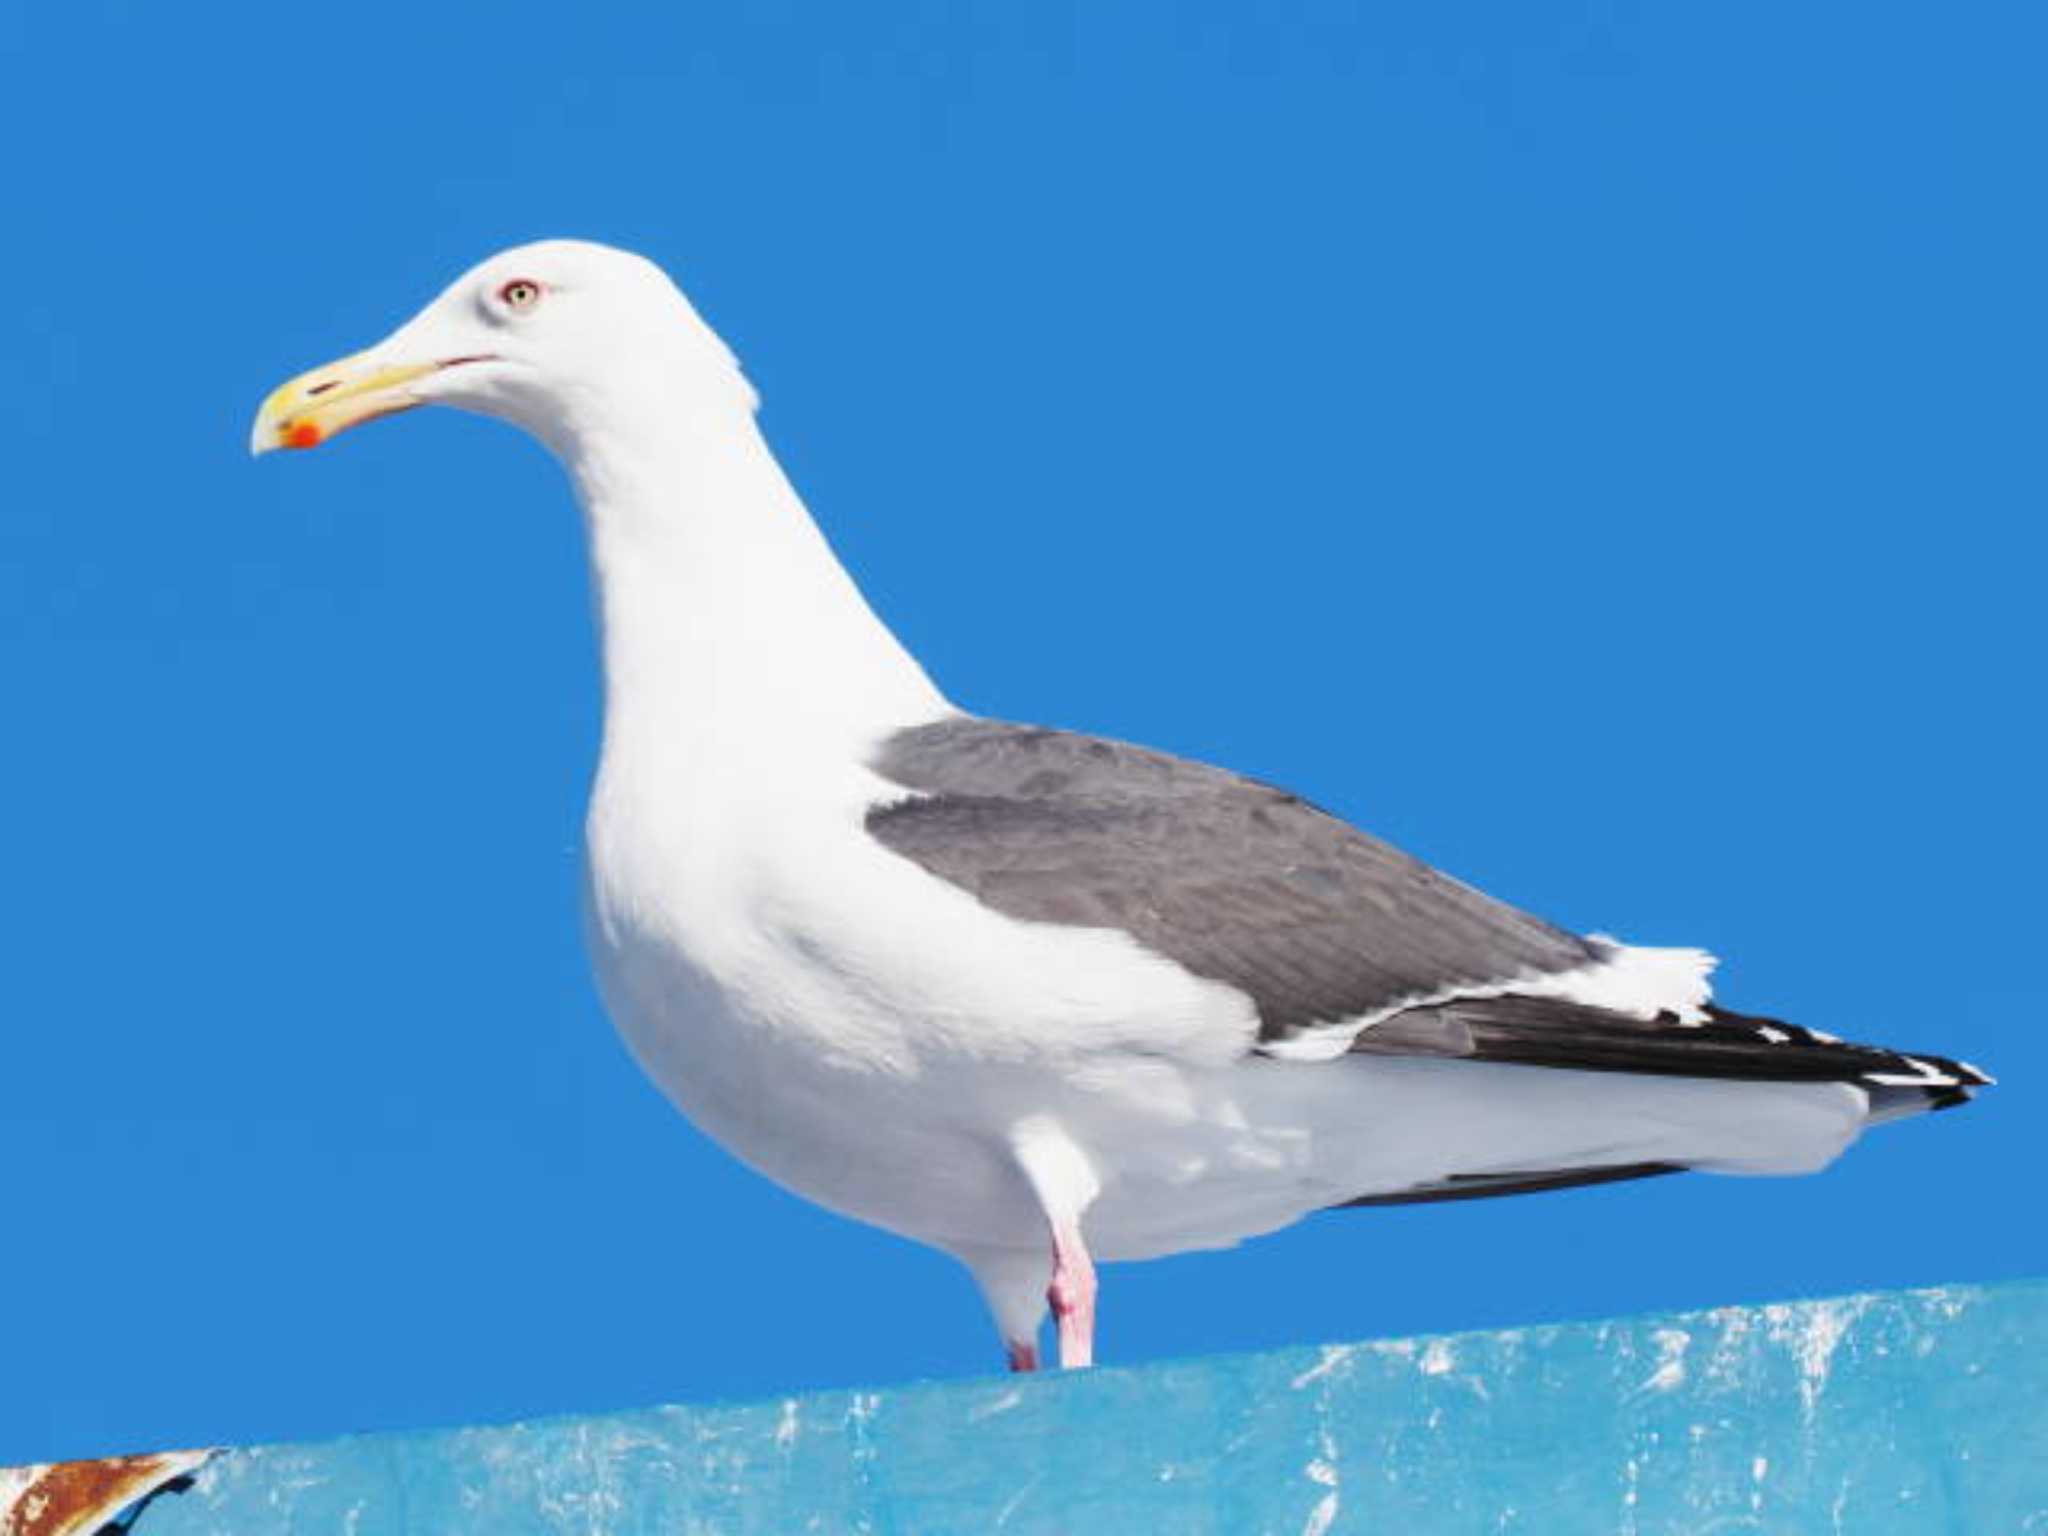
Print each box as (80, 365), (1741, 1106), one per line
(3, 0), (2041, 1465)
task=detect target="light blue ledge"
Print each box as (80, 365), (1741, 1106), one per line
(54, 1279), (2048, 1533)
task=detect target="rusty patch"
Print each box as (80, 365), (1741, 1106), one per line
(0, 1449), (210, 1536)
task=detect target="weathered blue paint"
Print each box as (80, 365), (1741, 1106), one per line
(82, 1280), (2048, 1533)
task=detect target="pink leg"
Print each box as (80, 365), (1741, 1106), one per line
(1046, 1220), (1097, 1369)
(1005, 1340), (1040, 1373)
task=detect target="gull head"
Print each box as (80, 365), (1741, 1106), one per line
(250, 239), (753, 459)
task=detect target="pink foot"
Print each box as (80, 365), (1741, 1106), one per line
(1005, 1340), (1040, 1373)
(1046, 1220), (1097, 1369)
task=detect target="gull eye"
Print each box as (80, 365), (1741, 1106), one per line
(497, 279), (543, 312)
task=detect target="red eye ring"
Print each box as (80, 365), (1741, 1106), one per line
(498, 278), (543, 311)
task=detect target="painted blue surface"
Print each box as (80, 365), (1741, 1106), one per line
(109, 1279), (2045, 1533)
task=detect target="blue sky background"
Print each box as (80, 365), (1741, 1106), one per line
(3, 0), (2042, 1465)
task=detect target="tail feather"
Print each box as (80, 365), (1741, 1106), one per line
(1328, 997), (1989, 1211)
(1348, 993), (1991, 1109)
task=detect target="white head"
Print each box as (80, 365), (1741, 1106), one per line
(251, 240), (755, 461)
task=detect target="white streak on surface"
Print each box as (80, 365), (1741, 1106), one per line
(1764, 1296), (1870, 1419)
(1639, 1328), (1691, 1393)
(1302, 1455), (1340, 1536)
(968, 1390), (1023, 1423)
(1291, 1344), (1358, 1390)
(1700, 1305), (1754, 1388)
(1296, 1378), (1344, 1536)
(994, 1474), (1041, 1528)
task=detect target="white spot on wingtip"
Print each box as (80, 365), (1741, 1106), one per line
(1419, 1338), (1456, 1376)
(1864, 1064), (1960, 1086)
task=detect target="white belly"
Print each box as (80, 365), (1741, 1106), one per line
(586, 896), (1030, 1248)
(579, 775), (1267, 1257)
(581, 779), (1868, 1268)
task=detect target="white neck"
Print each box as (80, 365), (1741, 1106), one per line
(564, 401), (950, 809)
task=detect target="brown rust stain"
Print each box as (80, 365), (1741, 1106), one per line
(0, 1449), (210, 1536)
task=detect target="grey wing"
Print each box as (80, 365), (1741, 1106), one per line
(866, 716), (1606, 1047)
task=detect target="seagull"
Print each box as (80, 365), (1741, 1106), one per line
(252, 240), (1989, 1372)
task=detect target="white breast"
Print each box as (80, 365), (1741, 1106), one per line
(581, 746), (1265, 1254)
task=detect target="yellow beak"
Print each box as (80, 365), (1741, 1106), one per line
(249, 351), (440, 456)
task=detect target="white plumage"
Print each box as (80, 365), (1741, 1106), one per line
(253, 240), (1987, 1370)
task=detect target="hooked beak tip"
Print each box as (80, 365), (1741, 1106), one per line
(250, 352), (437, 458)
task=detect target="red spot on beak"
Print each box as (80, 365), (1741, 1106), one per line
(286, 422), (323, 449)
